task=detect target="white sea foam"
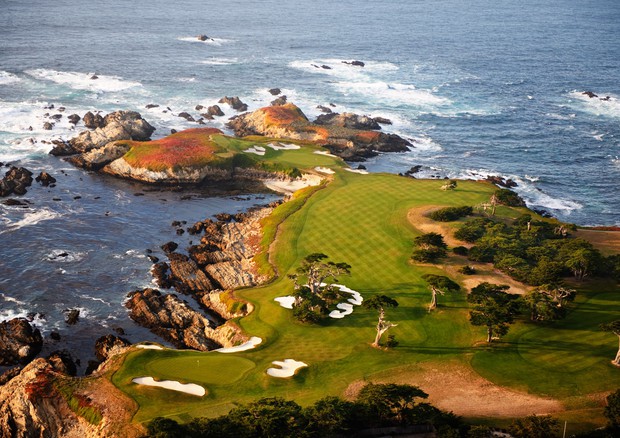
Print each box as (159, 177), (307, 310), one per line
(177, 36), (231, 46)
(412, 135), (442, 152)
(569, 91), (620, 118)
(0, 293), (26, 306)
(0, 208), (61, 234)
(289, 59), (398, 78)
(334, 81), (450, 107)
(25, 69), (142, 92)
(0, 71), (21, 85)
(200, 57), (239, 65)
(79, 295), (111, 306)
(44, 249), (85, 263)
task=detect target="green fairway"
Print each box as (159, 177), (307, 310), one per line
(112, 169), (620, 428)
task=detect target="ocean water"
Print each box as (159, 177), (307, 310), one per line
(1, 0), (619, 367)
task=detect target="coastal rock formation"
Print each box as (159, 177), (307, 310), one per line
(271, 95), (287, 106)
(218, 96), (248, 112)
(83, 111), (104, 129)
(168, 252), (217, 293)
(0, 318), (43, 366)
(227, 103), (411, 161)
(35, 171), (56, 186)
(125, 288), (247, 350)
(0, 357), (144, 437)
(268, 88), (281, 95)
(0, 166), (34, 197)
(342, 60), (365, 67)
(67, 140), (132, 171)
(51, 110), (155, 156)
(314, 112), (381, 130)
(205, 105), (224, 117)
(94, 335), (131, 362)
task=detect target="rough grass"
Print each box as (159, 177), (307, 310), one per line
(112, 173), (620, 428)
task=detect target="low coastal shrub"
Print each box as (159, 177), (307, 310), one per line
(459, 265), (476, 275)
(493, 188), (526, 207)
(454, 218), (494, 243)
(428, 206), (473, 222)
(452, 246), (469, 256)
(411, 232), (448, 263)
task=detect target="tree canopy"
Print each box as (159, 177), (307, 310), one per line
(468, 283), (521, 342)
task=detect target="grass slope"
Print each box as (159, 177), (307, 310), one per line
(113, 172), (620, 431)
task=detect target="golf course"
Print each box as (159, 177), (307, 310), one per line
(110, 144), (620, 434)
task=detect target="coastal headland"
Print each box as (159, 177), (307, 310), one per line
(1, 101), (619, 437)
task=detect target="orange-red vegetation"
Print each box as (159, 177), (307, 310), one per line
(303, 125), (330, 141)
(262, 104), (308, 126)
(123, 128), (223, 171)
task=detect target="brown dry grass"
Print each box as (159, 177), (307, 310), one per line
(575, 229), (620, 255)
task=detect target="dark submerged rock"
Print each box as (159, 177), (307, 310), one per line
(0, 167), (34, 197)
(271, 95), (287, 106)
(342, 60), (365, 67)
(218, 96), (248, 112)
(65, 309), (80, 325)
(35, 172), (56, 187)
(94, 334), (131, 362)
(0, 318), (43, 366)
(268, 88), (281, 96)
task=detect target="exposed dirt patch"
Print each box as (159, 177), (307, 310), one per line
(348, 361), (563, 418)
(407, 206), (464, 248)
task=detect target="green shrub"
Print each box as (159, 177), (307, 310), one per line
(493, 189), (526, 207)
(459, 266), (476, 275)
(429, 206), (473, 222)
(453, 246), (469, 256)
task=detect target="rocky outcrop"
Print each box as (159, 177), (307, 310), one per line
(94, 335), (131, 362)
(342, 60), (365, 67)
(168, 253), (217, 293)
(0, 167), (34, 197)
(271, 95), (287, 106)
(314, 112), (381, 130)
(268, 88), (281, 96)
(197, 291), (250, 320)
(0, 357), (144, 437)
(66, 140), (132, 171)
(227, 103), (411, 161)
(0, 318), (42, 366)
(218, 96), (248, 112)
(486, 175), (518, 188)
(83, 111), (104, 129)
(125, 288), (247, 350)
(35, 171), (56, 186)
(51, 110), (154, 156)
(102, 157), (231, 184)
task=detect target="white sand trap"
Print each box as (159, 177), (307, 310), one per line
(266, 359), (308, 378)
(275, 296), (296, 309)
(329, 302), (354, 319)
(344, 168), (369, 175)
(215, 336), (263, 353)
(267, 142), (301, 150)
(333, 284), (363, 305)
(136, 344), (164, 350)
(245, 146), (266, 155)
(315, 166), (335, 174)
(314, 150), (337, 157)
(132, 377), (205, 396)
(263, 174), (323, 194)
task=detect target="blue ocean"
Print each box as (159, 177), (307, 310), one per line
(1, 0), (619, 366)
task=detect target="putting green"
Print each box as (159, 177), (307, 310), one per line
(144, 354), (256, 385)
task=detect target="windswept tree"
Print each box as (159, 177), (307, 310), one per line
(412, 232), (448, 263)
(468, 283), (521, 343)
(601, 320), (620, 366)
(363, 295), (399, 347)
(356, 383), (428, 425)
(508, 414), (561, 438)
(288, 253), (351, 296)
(421, 274), (460, 312)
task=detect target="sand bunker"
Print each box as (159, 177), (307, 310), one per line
(314, 150), (337, 157)
(266, 359), (308, 378)
(263, 174), (323, 194)
(274, 296), (295, 309)
(245, 146), (266, 155)
(315, 166), (335, 174)
(344, 168), (369, 175)
(216, 336), (263, 353)
(132, 377), (205, 396)
(330, 302), (354, 319)
(136, 344), (164, 350)
(267, 142), (301, 150)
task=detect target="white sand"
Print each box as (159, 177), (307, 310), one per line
(245, 146), (266, 155)
(132, 377), (205, 396)
(215, 336), (263, 353)
(274, 296), (296, 309)
(314, 150), (337, 157)
(263, 174), (323, 194)
(344, 168), (369, 175)
(266, 359), (308, 378)
(315, 166), (335, 174)
(136, 344), (164, 350)
(267, 142), (301, 150)
(329, 302), (354, 319)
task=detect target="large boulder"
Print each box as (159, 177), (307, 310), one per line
(0, 167), (34, 197)
(0, 318), (43, 366)
(52, 110), (154, 156)
(66, 140), (132, 171)
(314, 112), (381, 130)
(218, 96), (248, 112)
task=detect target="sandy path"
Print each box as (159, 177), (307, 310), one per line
(345, 361), (563, 417)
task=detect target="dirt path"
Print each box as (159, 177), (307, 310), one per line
(407, 206), (532, 295)
(346, 360), (563, 418)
